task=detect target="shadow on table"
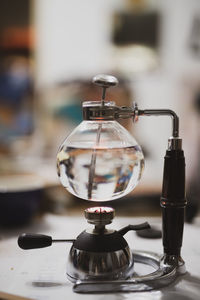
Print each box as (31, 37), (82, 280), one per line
(161, 273), (200, 300)
(31, 281), (70, 288)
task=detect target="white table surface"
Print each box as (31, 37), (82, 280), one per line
(0, 213), (200, 300)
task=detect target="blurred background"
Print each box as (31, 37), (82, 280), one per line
(0, 0), (200, 227)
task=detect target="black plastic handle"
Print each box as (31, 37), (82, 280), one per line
(18, 233), (53, 250)
(117, 222), (151, 236)
(18, 233), (75, 250)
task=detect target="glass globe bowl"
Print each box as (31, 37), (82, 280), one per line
(57, 103), (144, 202)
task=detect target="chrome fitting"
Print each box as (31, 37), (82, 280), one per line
(168, 137), (182, 150)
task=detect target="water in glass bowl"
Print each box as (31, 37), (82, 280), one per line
(57, 145), (144, 201)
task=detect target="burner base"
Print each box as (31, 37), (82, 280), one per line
(73, 250), (186, 293)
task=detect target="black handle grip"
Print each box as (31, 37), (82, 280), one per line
(161, 149), (187, 256)
(18, 233), (52, 250)
(118, 222), (151, 236)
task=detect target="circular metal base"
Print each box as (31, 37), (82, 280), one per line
(73, 250), (186, 293)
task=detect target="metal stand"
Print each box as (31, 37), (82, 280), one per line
(73, 250), (186, 293)
(79, 74), (187, 293)
(17, 74), (187, 294)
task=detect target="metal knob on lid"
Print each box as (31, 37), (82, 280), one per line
(85, 206), (115, 226)
(92, 74), (118, 101)
(92, 74), (118, 88)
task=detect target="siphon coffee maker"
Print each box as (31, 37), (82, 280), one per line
(18, 75), (187, 293)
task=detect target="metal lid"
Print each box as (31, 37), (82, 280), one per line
(82, 101), (117, 120)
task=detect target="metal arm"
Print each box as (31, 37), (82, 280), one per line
(138, 109), (179, 138)
(137, 108), (182, 150)
(91, 75), (180, 139)
(83, 102), (181, 149)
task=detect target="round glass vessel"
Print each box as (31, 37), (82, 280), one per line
(57, 101), (144, 201)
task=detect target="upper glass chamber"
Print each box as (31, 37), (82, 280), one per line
(57, 101), (144, 202)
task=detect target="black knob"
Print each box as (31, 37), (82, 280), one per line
(18, 233), (52, 250)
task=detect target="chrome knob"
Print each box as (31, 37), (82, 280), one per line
(92, 74), (118, 88)
(92, 74), (118, 101)
(84, 206), (115, 226)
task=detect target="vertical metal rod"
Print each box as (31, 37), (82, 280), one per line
(101, 87), (107, 106)
(87, 85), (108, 199)
(87, 124), (102, 200)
